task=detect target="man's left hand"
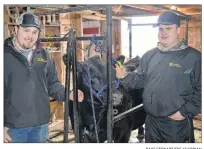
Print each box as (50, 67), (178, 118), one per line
(69, 90), (84, 102)
(168, 111), (185, 120)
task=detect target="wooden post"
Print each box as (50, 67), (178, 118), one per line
(75, 14), (84, 62)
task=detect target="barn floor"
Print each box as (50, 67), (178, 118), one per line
(48, 118), (202, 143)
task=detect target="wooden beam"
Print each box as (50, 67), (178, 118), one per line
(180, 21), (201, 27)
(112, 5), (159, 17)
(81, 14), (106, 21)
(124, 4), (160, 13)
(79, 10), (129, 21)
(75, 14), (84, 61)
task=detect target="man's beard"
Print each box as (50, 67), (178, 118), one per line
(22, 42), (35, 49)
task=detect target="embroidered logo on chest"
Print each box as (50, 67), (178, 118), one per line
(37, 58), (47, 63)
(169, 63), (181, 68)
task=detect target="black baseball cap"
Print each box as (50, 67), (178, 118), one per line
(17, 12), (41, 30)
(157, 11), (180, 27)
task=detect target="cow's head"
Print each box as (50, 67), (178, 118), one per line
(63, 54), (141, 143)
(77, 55), (118, 107)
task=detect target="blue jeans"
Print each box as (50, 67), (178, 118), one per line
(7, 124), (48, 143)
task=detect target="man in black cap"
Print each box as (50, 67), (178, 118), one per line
(4, 12), (84, 143)
(116, 11), (201, 143)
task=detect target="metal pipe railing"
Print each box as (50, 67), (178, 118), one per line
(40, 36), (105, 42)
(36, 5), (107, 15)
(106, 5), (113, 143)
(63, 30), (72, 143)
(70, 29), (80, 143)
(113, 104), (143, 123)
(128, 19), (132, 59)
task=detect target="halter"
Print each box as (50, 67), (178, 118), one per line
(80, 35), (122, 142)
(80, 63), (120, 106)
(87, 35), (119, 66)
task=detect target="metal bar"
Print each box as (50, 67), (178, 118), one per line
(36, 5), (107, 15)
(151, 5), (188, 18)
(40, 36), (105, 42)
(185, 16), (190, 45)
(128, 19), (132, 59)
(70, 29), (80, 143)
(106, 5), (113, 143)
(113, 104), (144, 123)
(4, 4), (68, 8)
(63, 31), (72, 143)
(130, 23), (158, 26)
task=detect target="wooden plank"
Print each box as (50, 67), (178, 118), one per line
(188, 27), (193, 47)
(81, 10), (128, 21)
(50, 52), (64, 120)
(75, 14), (84, 61)
(45, 26), (60, 37)
(179, 27), (185, 39)
(192, 27), (197, 49)
(81, 14), (106, 21)
(180, 22), (201, 51)
(196, 27), (201, 51)
(180, 21), (201, 27)
(112, 20), (121, 57)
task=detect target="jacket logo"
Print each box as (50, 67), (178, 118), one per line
(169, 63), (181, 68)
(37, 58), (47, 63)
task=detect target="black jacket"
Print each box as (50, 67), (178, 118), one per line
(121, 46), (201, 118)
(4, 37), (65, 128)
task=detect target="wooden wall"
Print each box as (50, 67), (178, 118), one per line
(180, 21), (201, 51)
(50, 13), (84, 121)
(50, 52), (64, 121)
(100, 20), (122, 58)
(59, 13), (83, 61)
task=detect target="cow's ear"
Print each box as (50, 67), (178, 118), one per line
(115, 55), (125, 64)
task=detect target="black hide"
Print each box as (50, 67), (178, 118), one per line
(68, 55), (146, 143)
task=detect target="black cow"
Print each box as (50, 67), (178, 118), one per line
(67, 55), (146, 143)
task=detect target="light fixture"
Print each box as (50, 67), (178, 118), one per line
(170, 6), (177, 10)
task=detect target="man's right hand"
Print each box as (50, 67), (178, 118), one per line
(4, 127), (12, 143)
(116, 66), (128, 79)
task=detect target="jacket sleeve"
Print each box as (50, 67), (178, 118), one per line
(120, 55), (146, 90)
(47, 58), (65, 101)
(180, 55), (201, 118)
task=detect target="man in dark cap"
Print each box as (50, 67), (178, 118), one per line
(4, 12), (84, 143)
(116, 11), (201, 143)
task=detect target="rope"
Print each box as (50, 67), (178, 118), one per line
(86, 35), (121, 67)
(87, 63), (99, 143)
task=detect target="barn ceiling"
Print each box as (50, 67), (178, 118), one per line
(4, 4), (202, 21)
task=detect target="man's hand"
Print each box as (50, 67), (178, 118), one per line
(116, 66), (128, 79)
(168, 111), (185, 120)
(4, 127), (12, 143)
(69, 90), (84, 102)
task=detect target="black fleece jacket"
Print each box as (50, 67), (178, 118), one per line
(4, 37), (65, 128)
(120, 47), (201, 118)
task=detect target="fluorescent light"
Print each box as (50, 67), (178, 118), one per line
(170, 6), (177, 10)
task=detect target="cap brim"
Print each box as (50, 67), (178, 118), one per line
(20, 24), (41, 30)
(157, 22), (175, 25)
(152, 22), (175, 28)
